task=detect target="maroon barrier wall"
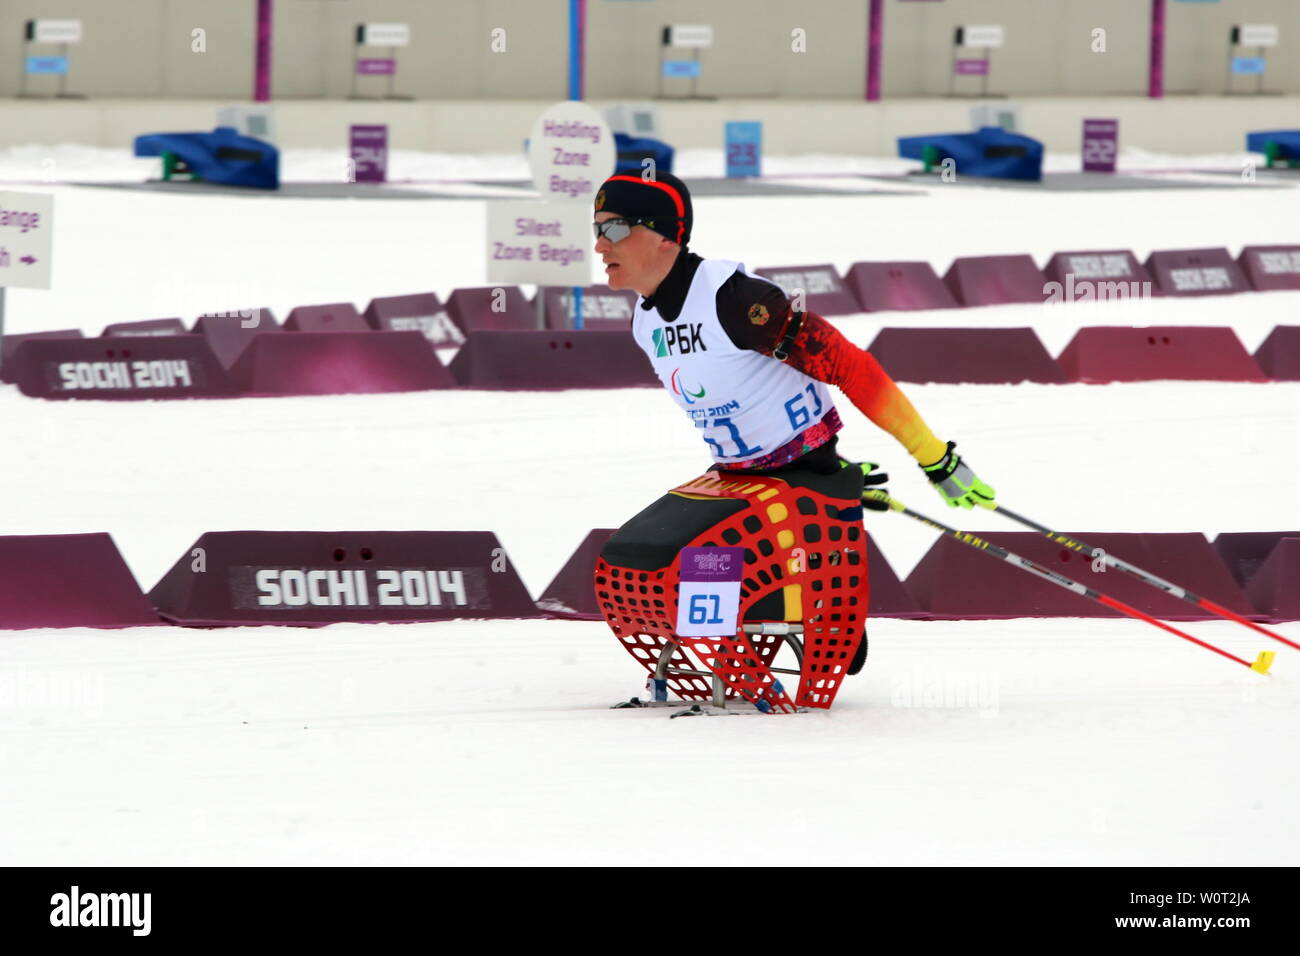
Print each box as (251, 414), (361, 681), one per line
(0, 533), (160, 629)
(1212, 531), (1300, 589)
(1244, 538), (1300, 622)
(1057, 327), (1268, 383)
(102, 318), (188, 337)
(1238, 245), (1300, 292)
(445, 285), (535, 334)
(193, 311), (281, 369)
(536, 528), (925, 619)
(1253, 326), (1300, 380)
(228, 330), (454, 396)
(149, 531), (542, 625)
(364, 292), (464, 347)
(943, 255), (1048, 307)
(8, 336), (235, 399)
(1041, 250), (1158, 301)
(283, 302), (369, 332)
(448, 330), (658, 388)
(844, 261), (960, 312)
(0, 329), (84, 383)
(905, 531), (1254, 620)
(865, 536), (927, 618)
(536, 529), (617, 618)
(867, 327), (1065, 383)
(1144, 248), (1249, 296)
(539, 285), (637, 330)
(754, 264), (862, 315)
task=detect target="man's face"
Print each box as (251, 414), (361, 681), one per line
(593, 211), (674, 293)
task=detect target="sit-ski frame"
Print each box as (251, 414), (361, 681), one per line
(615, 623), (809, 716)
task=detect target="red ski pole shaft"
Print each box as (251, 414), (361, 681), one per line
(864, 491), (1273, 674)
(989, 502), (1299, 653)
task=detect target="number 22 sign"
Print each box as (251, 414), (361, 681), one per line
(1081, 119), (1117, 174)
(676, 546), (746, 637)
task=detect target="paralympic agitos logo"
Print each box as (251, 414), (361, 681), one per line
(651, 323), (706, 357)
(670, 368), (706, 404)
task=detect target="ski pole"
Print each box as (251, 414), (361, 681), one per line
(986, 502), (1300, 653)
(863, 490), (1274, 675)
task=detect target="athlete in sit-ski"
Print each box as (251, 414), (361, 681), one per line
(594, 171), (995, 678)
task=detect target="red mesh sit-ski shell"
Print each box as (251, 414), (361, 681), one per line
(595, 472), (869, 712)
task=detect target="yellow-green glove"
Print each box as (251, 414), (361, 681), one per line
(920, 441), (996, 510)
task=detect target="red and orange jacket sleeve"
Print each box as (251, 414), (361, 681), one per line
(773, 311), (947, 465)
(714, 273), (946, 464)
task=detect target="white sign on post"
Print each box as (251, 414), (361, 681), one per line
(1235, 25), (1279, 47)
(359, 23), (411, 47)
(29, 19), (83, 44)
(0, 191), (53, 290)
(958, 25), (1005, 48)
(486, 202), (593, 287)
(666, 25), (714, 48)
(511, 102), (615, 325)
(527, 101), (615, 206)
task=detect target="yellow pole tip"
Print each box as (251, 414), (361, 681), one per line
(1251, 651), (1275, 675)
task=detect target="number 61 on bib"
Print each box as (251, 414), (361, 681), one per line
(676, 546), (745, 637)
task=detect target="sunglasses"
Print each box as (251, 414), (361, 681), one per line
(592, 216), (680, 243)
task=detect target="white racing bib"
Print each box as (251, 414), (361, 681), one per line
(633, 258), (835, 464)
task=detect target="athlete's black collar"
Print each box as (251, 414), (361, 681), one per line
(639, 247), (702, 322)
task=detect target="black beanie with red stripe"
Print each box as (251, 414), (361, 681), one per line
(594, 171), (693, 247)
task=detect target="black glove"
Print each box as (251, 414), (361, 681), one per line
(858, 461), (891, 512)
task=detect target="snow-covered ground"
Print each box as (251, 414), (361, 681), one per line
(1, 617), (1290, 866)
(0, 151), (1297, 866)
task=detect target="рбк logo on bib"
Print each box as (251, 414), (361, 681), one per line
(651, 324), (705, 358)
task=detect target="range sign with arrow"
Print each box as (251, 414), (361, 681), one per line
(1, 191), (53, 290)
